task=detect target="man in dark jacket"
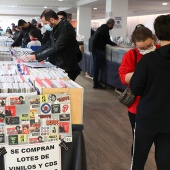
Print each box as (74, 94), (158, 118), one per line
(89, 19), (117, 89)
(21, 9), (81, 81)
(11, 19), (42, 48)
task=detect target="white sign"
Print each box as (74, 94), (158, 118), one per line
(5, 142), (61, 170)
(114, 16), (123, 28)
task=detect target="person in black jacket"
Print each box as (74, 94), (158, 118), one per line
(21, 9), (81, 81)
(89, 19), (117, 89)
(42, 11), (67, 46)
(11, 19), (42, 48)
(130, 14), (170, 169)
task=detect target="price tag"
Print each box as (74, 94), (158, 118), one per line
(64, 136), (72, 143)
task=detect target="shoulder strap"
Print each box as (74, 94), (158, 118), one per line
(133, 49), (137, 67)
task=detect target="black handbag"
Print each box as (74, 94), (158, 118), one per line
(118, 49), (137, 106)
(118, 87), (136, 106)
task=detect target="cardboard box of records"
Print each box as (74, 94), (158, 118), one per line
(34, 78), (84, 125)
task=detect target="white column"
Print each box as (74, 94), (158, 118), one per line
(106, 0), (128, 40)
(77, 7), (91, 42)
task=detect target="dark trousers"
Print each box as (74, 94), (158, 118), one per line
(128, 111), (136, 155)
(131, 125), (170, 170)
(92, 49), (105, 86)
(67, 70), (81, 81)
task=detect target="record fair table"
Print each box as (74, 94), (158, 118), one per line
(0, 47), (87, 170)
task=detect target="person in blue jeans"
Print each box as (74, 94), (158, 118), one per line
(90, 19), (117, 89)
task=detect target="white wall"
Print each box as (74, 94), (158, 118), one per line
(0, 16), (38, 31)
(91, 13), (169, 38)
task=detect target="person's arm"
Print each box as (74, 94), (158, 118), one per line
(35, 25), (73, 61)
(125, 73), (134, 84)
(105, 30), (117, 46)
(11, 31), (23, 47)
(130, 57), (147, 96)
(118, 49), (136, 85)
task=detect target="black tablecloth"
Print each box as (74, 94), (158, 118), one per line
(100, 60), (126, 90)
(61, 131), (87, 170)
(1, 130), (87, 170)
(79, 52), (126, 90)
(79, 52), (93, 77)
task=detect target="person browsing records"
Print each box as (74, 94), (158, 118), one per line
(21, 9), (81, 81)
(11, 19), (41, 48)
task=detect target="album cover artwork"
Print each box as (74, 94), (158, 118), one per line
(0, 97), (6, 107)
(4, 105), (16, 117)
(30, 120), (40, 135)
(8, 135), (18, 145)
(58, 122), (69, 133)
(5, 116), (20, 125)
(22, 124), (30, 134)
(0, 134), (5, 143)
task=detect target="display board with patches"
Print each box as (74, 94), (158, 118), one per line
(0, 93), (72, 145)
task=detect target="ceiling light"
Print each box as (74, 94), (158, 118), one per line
(93, 8), (97, 10)
(162, 2), (168, 5)
(44, 6), (47, 8)
(58, 0), (63, 1)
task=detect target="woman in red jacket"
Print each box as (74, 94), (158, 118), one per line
(119, 24), (160, 154)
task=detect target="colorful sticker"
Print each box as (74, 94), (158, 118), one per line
(48, 94), (56, 102)
(41, 103), (51, 114)
(8, 135), (18, 145)
(51, 104), (60, 114)
(59, 114), (70, 121)
(10, 96), (25, 105)
(40, 95), (48, 103)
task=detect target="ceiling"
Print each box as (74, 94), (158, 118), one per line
(0, 0), (170, 20)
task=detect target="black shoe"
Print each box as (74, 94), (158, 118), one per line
(93, 84), (104, 89)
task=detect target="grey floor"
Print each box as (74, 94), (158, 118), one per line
(76, 73), (156, 170)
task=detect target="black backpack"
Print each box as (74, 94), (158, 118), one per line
(76, 41), (82, 63)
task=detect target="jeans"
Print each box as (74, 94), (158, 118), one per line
(92, 49), (105, 86)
